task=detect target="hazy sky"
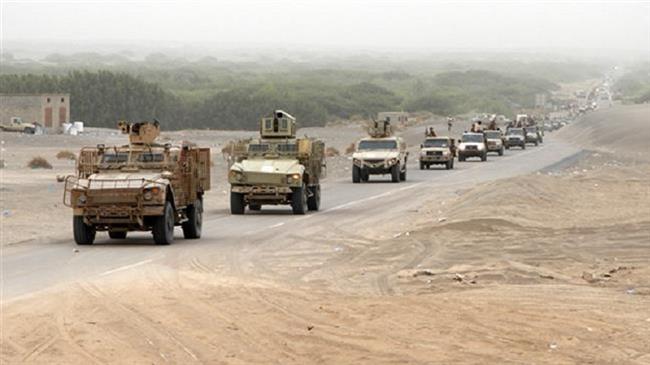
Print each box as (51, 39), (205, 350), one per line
(2, 1), (649, 53)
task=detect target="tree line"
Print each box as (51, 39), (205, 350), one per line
(0, 69), (556, 130)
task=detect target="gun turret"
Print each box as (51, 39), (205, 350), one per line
(118, 120), (160, 145)
(368, 118), (393, 138)
(260, 110), (296, 138)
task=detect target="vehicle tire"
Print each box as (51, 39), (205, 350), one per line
(522, 144), (526, 150)
(459, 155), (465, 162)
(481, 153), (487, 162)
(445, 160), (452, 170)
(108, 231), (127, 239)
(400, 167), (406, 181)
(230, 191), (245, 215)
(505, 145), (510, 150)
(391, 164), (400, 183)
(291, 184), (308, 215)
(249, 204), (261, 211)
(73, 216), (95, 245)
(352, 165), (361, 183)
(535, 140), (539, 146)
(182, 199), (202, 239)
(498, 148), (504, 156)
(153, 201), (175, 245)
(24, 127), (35, 134)
(419, 161), (424, 170)
(307, 185), (321, 211)
(361, 170), (369, 182)
(450, 159), (454, 169)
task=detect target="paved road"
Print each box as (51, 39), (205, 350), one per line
(1, 136), (580, 301)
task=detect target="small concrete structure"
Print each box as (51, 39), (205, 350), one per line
(0, 93), (70, 130)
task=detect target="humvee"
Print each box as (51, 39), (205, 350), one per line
(419, 136), (455, 170)
(228, 110), (325, 215)
(352, 119), (408, 183)
(457, 132), (487, 162)
(63, 121), (211, 245)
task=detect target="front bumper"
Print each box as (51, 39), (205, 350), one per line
(353, 159), (398, 174)
(458, 148), (485, 157)
(231, 185), (294, 204)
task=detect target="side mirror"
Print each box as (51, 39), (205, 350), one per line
(457, 139), (462, 144)
(420, 144), (423, 148)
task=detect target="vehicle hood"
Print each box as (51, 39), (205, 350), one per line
(353, 150), (400, 160)
(420, 147), (449, 153)
(232, 159), (303, 174)
(85, 172), (168, 189)
(459, 142), (484, 147)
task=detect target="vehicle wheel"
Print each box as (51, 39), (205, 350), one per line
(505, 145), (510, 150)
(459, 155), (465, 162)
(535, 141), (539, 146)
(24, 127), (36, 134)
(400, 167), (406, 181)
(182, 199), (202, 239)
(481, 153), (487, 162)
(391, 164), (400, 183)
(426, 164), (430, 169)
(108, 231), (127, 239)
(73, 216), (95, 245)
(498, 148), (504, 156)
(352, 165), (361, 183)
(450, 159), (455, 169)
(445, 160), (452, 170)
(230, 191), (245, 214)
(249, 204), (261, 211)
(419, 161), (424, 170)
(153, 201), (175, 245)
(522, 144), (526, 150)
(307, 185), (321, 211)
(292, 184), (308, 215)
(361, 169), (369, 182)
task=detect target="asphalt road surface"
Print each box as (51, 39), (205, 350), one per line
(2, 134), (580, 302)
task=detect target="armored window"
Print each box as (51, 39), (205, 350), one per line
(276, 143), (297, 152)
(248, 144), (269, 153)
(281, 119), (287, 130)
(265, 119), (272, 130)
(101, 153), (129, 163)
(423, 139), (448, 148)
(137, 153), (164, 162)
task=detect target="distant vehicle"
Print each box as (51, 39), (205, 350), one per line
(63, 120), (211, 245)
(457, 132), (487, 162)
(524, 126), (541, 146)
(0, 117), (41, 134)
(505, 128), (526, 150)
(352, 119), (408, 183)
(484, 130), (505, 156)
(228, 110), (325, 214)
(419, 136), (455, 170)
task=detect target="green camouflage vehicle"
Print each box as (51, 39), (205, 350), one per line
(228, 110), (325, 215)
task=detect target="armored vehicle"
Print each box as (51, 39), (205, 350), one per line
(0, 117), (41, 134)
(228, 110), (325, 215)
(457, 132), (487, 161)
(352, 119), (408, 183)
(419, 136), (455, 170)
(484, 129), (505, 156)
(63, 120), (211, 245)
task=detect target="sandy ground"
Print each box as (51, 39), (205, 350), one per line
(1, 106), (649, 364)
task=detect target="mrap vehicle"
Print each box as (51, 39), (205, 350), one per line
(228, 110), (325, 215)
(63, 121), (211, 245)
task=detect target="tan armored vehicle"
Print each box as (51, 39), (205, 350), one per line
(63, 120), (211, 245)
(352, 119), (408, 183)
(484, 129), (505, 156)
(0, 117), (41, 134)
(457, 132), (488, 162)
(419, 136), (455, 170)
(228, 110), (325, 215)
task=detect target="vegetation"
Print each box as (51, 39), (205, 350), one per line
(28, 157), (53, 169)
(614, 64), (650, 103)
(56, 150), (77, 160)
(0, 55), (597, 130)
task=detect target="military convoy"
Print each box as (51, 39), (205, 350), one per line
(227, 110), (325, 214)
(63, 120), (211, 245)
(352, 119), (408, 183)
(61, 109), (556, 244)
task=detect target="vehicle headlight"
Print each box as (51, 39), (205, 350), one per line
(478, 145), (485, 150)
(388, 158), (397, 165)
(459, 145), (466, 151)
(442, 151), (450, 156)
(229, 170), (243, 181)
(353, 158), (361, 165)
(287, 173), (301, 184)
(143, 186), (161, 201)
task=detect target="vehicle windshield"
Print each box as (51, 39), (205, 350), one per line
(485, 132), (501, 139)
(100, 151), (167, 168)
(358, 140), (398, 150)
(248, 144), (269, 153)
(423, 139), (448, 148)
(461, 134), (483, 143)
(525, 128), (537, 134)
(508, 129), (524, 136)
